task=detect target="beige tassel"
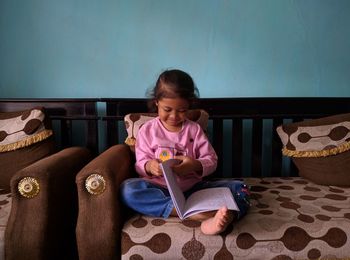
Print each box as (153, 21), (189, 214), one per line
(282, 141), (350, 158)
(0, 129), (53, 153)
(125, 137), (136, 146)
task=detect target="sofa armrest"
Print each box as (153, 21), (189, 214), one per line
(5, 146), (92, 260)
(76, 144), (133, 260)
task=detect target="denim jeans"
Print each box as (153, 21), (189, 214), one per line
(120, 178), (250, 219)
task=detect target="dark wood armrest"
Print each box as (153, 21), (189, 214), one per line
(75, 144), (133, 260)
(5, 146), (91, 260)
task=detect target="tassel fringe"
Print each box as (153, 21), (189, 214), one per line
(282, 140), (350, 158)
(0, 130), (53, 153)
(125, 137), (136, 146)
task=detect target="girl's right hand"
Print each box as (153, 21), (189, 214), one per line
(145, 159), (163, 176)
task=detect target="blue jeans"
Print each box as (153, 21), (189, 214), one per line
(120, 178), (251, 219)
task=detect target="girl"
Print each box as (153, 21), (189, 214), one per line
(120, 69), (250, 235)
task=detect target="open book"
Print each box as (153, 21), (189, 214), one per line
(160, 159), (239, 220)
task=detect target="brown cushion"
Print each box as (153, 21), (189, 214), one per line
(0, 107), (56, 190)
(276, 113), (350, 186)
(124, 109), (209, 151)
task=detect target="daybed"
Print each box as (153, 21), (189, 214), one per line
(0, 99), (98, 260)
(76, 97), (350, 260)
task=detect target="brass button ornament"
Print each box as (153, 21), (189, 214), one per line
(18, 177), (40, 198)
(85, 174), (106, 195)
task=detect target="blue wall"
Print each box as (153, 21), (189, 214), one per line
(1, 0), (350, 98)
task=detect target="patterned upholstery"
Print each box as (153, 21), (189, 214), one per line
(0, 107), (53, 152)
(121, 177), (350, 260)
(276, 113), (350, 157)
(276, 113), (350, 186)
(0, 107), (55, 189)
(0, 190), (11, 260)
(124, 110), (209, 149)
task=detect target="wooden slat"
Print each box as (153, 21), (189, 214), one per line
(101, 97), (350, 178)
(271, 118), (283, 176)
(289, 160), (299, 177)
(212, 118), (223, 178)
(105, 103), (119, 147)
(60, 119), (72, 149)
(84, 101), (99, 154)
(232, 119), (243, 177)
(87, 120), (99, 154)
(251, 119), (263, 177)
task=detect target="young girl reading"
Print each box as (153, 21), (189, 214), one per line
(120, 69), (250, 235)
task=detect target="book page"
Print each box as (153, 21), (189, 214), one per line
(160, 159), (185, 219)
(161, 159), (240, 220)
(183, 187), (239, 218)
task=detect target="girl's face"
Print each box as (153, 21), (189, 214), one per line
(156, 97), (189, 132)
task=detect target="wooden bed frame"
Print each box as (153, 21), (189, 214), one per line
(2, 97), (350, 177)
(101, 97), (350, 178)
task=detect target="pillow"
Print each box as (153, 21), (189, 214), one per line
(124, 109), (209, 151)
(276, 113), (350, 186)
(0, 107), (56, 190)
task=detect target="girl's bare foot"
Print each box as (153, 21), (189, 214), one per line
(200, 206), (233, 235)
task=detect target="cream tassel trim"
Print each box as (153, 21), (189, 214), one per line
(282, 140), (350, 158)
(0, 130), (53, 153)
(125, 137), (136, 146)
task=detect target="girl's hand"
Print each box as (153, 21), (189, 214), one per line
(145, 159), (163, 176)
(172, 156), (203, 176)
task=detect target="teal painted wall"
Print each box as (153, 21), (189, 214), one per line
(1, 0), (350, 98)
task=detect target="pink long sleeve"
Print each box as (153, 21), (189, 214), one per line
(135, 117), (217, 191)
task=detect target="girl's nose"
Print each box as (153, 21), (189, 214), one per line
(170, 111), (179, 117)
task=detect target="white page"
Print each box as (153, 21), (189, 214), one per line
(161, 159), (240, 220)
(183, 187), (239, 218)
(161, 159), (186, 219)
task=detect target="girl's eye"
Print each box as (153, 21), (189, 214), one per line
(163, 108), (171, 112)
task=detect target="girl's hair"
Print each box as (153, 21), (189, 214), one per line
(147, 69), (200, 112)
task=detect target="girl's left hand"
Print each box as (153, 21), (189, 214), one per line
(172, 156), (202, 176)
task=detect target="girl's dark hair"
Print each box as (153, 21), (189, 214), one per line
(147, 69), (200, 112)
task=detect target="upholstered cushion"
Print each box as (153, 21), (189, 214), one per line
(124, 109), (209, 151)
(0, 107), (53, 152)
(276, 113), (350, 186)
(0, 190), (12, 260)
(121, 177), (350, 259)
(0, 108), (55, 189)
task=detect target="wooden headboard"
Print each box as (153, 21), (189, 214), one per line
(2, 98), (350, 177)
(102, 97), (350, 178)
(0, 99), (99, 154)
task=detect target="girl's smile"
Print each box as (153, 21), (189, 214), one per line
(157, 98), (189, 132)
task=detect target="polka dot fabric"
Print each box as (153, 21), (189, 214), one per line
(0, 190), (12, 259)
(124, 110), (209, 151)
(121, 177), (350, 259)
(0, 107), (53, 152)
(277, 113), (350, 186)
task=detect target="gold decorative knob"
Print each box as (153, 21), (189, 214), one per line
(18, 177), (40, 198)
(85, 174), (106, 195)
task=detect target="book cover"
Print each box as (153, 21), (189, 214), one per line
(160, 159), (239, 220)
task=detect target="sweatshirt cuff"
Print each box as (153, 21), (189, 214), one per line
(197, 158), (216, 177)
(135, 160), (149, 177)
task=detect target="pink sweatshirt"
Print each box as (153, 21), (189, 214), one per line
(135, 117), (218, 191)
